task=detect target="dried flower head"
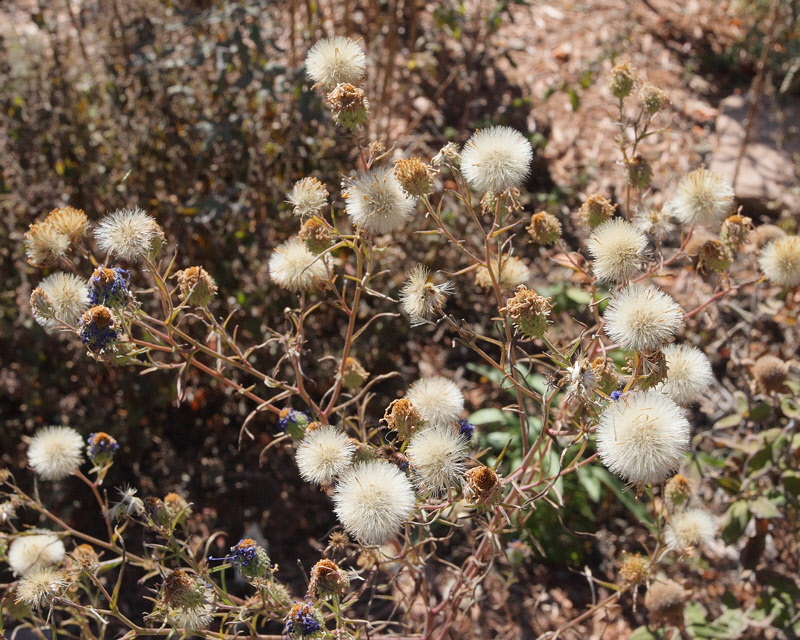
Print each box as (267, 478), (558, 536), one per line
(107, 486), (145, 521)
(604, 284), (684, 352)
(645, 580), (688, 627)
(501, 285), (552, 339)
(79, 305), (120, 355)
(406, 425), (469, 495)
(94, 207), (165, 262)
(400, 264), (454, 326)
(626, 155), (653, 189)
(46, 206), (88, 243)
(759, 235), (800, 287)
(327, 82), (370, 128)
(697, 239), (733, 273)
(332, 460), (416, 545)
(719, 214), (753, 249)
(8, 533), (66, 575)
(0, 497), (20, 524)
(527, 211), (562, 245)
(752, 354), (789, 394)
(639, 83), (668, 114)
(406, 376), (464, 426)
(383, 398), (425, 440)
(596, 389), (690, 487)
(159, 570), (215, 632)
(665, 508), (716, 554)
(578, 194), (617, 228)
(295, 425), (356, 485)
(587, 218), (648, 283)
(287, 177), (329, 218)
(664, 474), (692, 508)
(269, 237), (329, 292)
(343, 168), (416, 235)
(305, 36), (366, 90)
(634, 206), (675, 239)
(176, 266), (218, 307)
(72, 544), (100, 573)
(27, 426), (84, 481)
(342, 357), (369, 389)
(609, 62), (636, 99)
(666, 167), (734, 227)
(618, 553), (649, 585)
(474, 254), (529, 290)
(307, 558), (350, 600)
(394, 157), (436, 196)
(15, 567), (69, 608)
(464, 465), (504, 506)
(286, 602), (325, 639)
(460, 126), (533, 193)
(432, 142), (461, 167)
(657, 344), (714, 405)
(31, 272), (90, 331)
(24, 220), (70, 266)
(299, 217), (333, 254)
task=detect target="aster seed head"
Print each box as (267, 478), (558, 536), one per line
(526, 211), (562, 245)
(28, 426), (84, 481)
(287, 177), (329, 218)
(578, 194), (617, 228)
(399, 264), (454, 326)
(269, 237), (330, 292)
(587, 218), (648, 283)
(460, 126), (533, 193)
(94, 207), (165, 262)
(175, 266), (218, 307)
(609, 62), (636, 99)
(752, 354), (789, 394)
(666, 167), (735, 227)
(719, 213), (753, 249)
(8, 532), (66, 575)
(31, 272), (90, 331)
(697, 239), (733, 273)
(383, 398), (425, 441)
(618, 553), (649, 586)
(474, 254), (530, 290)
(501, 285), (552, 339)
(665, 507), (716, 555)
(343, 168), (416, 235)
(405, 375), (465, 427)
(645, 580), (688, 627)
(305, 36), (366, 90)
(15, 567), (69, 609)
(24, 220), (70, 266)
(327, 82), (370, 129)
(406, 425), (469, 496)
(464, 465), (504, 507)
(394, 157), (436, 196)
(307, 558), (350, 600)
(639, 83), (668, 114)
(603, 284), (684, 352)
(759, 235), (800, 287)
(45, 206), (89, 243)
(295, 425), (356, 485)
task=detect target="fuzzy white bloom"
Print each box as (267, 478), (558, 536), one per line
(406, 425), (468, 495)
(596, 390), (690, 487)
(15, 566), (69, 608)
(286, 177), (329, 217)
(658, 344), (714, 405)
(475, 254), (530, 290)
(665, 508), (716, 553)
(343, 168), (416, 235)
(269, 237), (329, 292)
(665, 167), (734, 227)
(604, 284), (684, 352)
(634, 207), (675, 239)
(94, 207), (164, 262)
(27, 426), (84, 481)
(406, 376), (464, 426)
(166, 603), (215, 632)
(460, 126), (533, 193)
(332, 460), (416, 545)
(305, 36), (366, 90)
(587, 218), (649, 283)
(295, 426), (356, 485)
(400, 264), (455, 326)
(759, 235), (800, 288)
(32, 272), (90, 331)
(8, 533), (66, 575)
(24, 221), (70, 267)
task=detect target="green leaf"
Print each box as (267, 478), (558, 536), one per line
(781, 470), (800, 498)
(780, 395), (800, 418)
(721, 500), (750, 544)
(713, 413), (743, 429)
(748, 496), (781, 519)
(469, 407), (517, 428)
(628, 626), (663, 640)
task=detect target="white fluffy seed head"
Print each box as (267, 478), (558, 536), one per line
(759, 235), (800, 288)
(343, 168), (416, 235)
(15, 566), (69, 608)
(286, 177), (329, 218)
(634, 207), (675, 239)
(305, 36), (366, 90)
(269, 237), (329, 292)
(405, 376), (465, 426)
(27, 426), (84, 481)
(8, 533), (66, 576)
(295, 426), (356, 485)
(665, 167), (734, 227)
(596, 390), (690, 487)
(24, 221), (70, 267)
(657, 344), (714, 405)
(665, 508), (716, 553)
(332, 460), (416, 545)
(460, 126), (533, 193)
(475, 254), (530, 290)
(32, 272), (90, 331)
(94, 207), (164, 262)
(406, 425), (469, 495)
(399, 264), (455, 326)
(588, 218), (649, 283)
(604, 284), (684, 352)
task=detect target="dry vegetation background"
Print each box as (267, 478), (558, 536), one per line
(1, 0), (799, 638)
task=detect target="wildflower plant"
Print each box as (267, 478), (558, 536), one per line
(6, 34), (797, 640)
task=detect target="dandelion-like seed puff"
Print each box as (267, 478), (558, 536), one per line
(400, 264), (454, 326)
(343, 168), (416, 235)
(31, 273), (90, 331)
(94, 207), (164, 262)
(657, 344), (714, 405)
(405, 376), (465, 426)
(406, 425), (468, 495)
(595, 389), (690, 487)
(664, 167), (734, 227)
(305, 36), (366, 90)
(603, 284), (684, 352)
(295, 426), (355, 485)
(269, 237), (329, 292)
(759, 235), (800, 288)
(332, 460), (416, 545)
(665, 507), (716, 554)
(460, 126), (533, 193)
(8, 533), (66, 576)
(587, 218), (648, 283)
(27, 426), (84, 481)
